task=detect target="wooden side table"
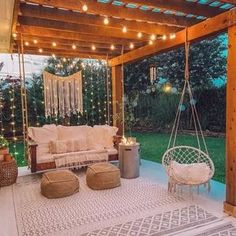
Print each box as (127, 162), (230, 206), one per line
(119, 143), (140, 179)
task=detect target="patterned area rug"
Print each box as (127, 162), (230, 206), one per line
(13, 173), (219, 236)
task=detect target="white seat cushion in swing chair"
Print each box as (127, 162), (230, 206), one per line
(170, 161), (211, 185)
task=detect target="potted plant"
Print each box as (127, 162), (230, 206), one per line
(0, 136), (9, 157)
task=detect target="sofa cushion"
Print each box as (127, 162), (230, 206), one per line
(50, 137), (89, 154)
(57, 125), (92, 140)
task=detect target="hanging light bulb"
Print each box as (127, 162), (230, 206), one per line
(149, 40), (153, 45)
(12, 33), (17, 38)
(82, 4), (88, 12)
(129, 43), (134, 49)
(169, 33), (176, 39)
(52, 53), (56, 58)
(63, 57), (66, 62)
(137, 32), (143, 38)
(110, 44), (115, 50)
(92, 45), (96, 50)
(103, 17), (109, 25)
(33, 39), (38, 44)
(150, 34), (156, 41)
(72, 44), (76, 50)
(122, 26), (127, 33)
(52, 42), (57, 47)
(38, 48), (43, 53)
(24, 41), (29, 46)
(162, 34), (167, 40)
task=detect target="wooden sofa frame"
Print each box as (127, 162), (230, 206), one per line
(28, 135), (122, 173)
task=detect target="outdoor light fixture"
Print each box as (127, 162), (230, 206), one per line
(103, 17), (109, 25)
(52, 42), (57, 47)
(170, 33), (176, 39)
(33, 39), (38, 44)
(163, 82), (172, 93)
(137, 32), (142, 38)
(122, 26), (127, 33)
(92, 45), (96, 50)
(129, 43), (134, 49)
(72, 44), (76, 50)
(149, 40), (153, 45)
(38, 48), (43, 53)
(110, 44), (115, 50)
(150, 34), (156, 40)
(24, 42), (29, 46)
(162, 35), (167, 40)
(82, 4), (88, 12)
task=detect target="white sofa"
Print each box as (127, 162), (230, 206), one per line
(28, 124), (120, 173)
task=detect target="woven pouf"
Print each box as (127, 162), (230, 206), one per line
(41, 170), (79, 199)
(86, 162), (121, 190)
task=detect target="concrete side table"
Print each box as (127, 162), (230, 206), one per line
(119, 143), (140, 179)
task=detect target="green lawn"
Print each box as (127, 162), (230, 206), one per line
(133, 132), (226, 184)
(9, 132), (226, 183)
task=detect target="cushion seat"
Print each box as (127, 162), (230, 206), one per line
(41, 170), (79, 198)
(86, 162), (121, 190)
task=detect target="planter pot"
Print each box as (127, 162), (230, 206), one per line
(0, 148), (9, 155)
(4, 154), (12, 162)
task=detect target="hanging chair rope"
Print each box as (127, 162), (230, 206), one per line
(167, 28), (209, 154)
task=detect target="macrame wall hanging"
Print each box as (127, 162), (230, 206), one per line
(43, 71), (83, 118)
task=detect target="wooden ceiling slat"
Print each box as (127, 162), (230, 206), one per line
(18, 16), (147, 40)
(19, 35), (133, 50)
(16, 25), (137, 44)
(120, 0), (224, 17)
(25, 0), (199, 27)
(13, 48), (109, 59)
(220, 0), (236, 4)
(14, 42), (122, 55)
(20, 3), (179, 35)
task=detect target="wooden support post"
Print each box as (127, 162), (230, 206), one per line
(111, 65), (124, 135)
(224, 25), (236, 217)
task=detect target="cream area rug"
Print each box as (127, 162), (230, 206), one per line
(13, 173), (221, 236)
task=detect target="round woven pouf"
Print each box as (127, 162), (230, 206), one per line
(41, 170), (80, 199)
(0, 159), (18, 187)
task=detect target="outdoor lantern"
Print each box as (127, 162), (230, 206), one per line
(149, 64), (157, 85)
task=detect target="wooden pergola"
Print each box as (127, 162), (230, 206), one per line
(9, 0), (236, 217)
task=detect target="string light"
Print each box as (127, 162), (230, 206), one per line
(110, 44), (115, 50)
(24, 42), (29, 46)
(52, 53), (56, 58)
(170, 33), (176, 39)
(149, 40), (153, 45)
(162, 34), (167, 40)
(63, 57), (66, 62)
(129, 43), (134, 49)
(72, 44), (77, 50)
(52, 42), (57, 47)
(12, 33), (17, 38)
(33, 39), (38, 44)
(137, 32), (143, 38)
(92, 45), (96, 51)
(103, 17), (109, 25)
(38, 48), (43, 53)
(150, 34), (156, 41)
(122, 26), (127, 33)
(82, 4), (88, 12)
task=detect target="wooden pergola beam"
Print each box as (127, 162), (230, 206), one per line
(16, 36), (132, 50)
(120, 0), (224, 17)
(20, 3), (179, 35)
(18, 16), (147, 41)
(109, 9), (236, 66)
(12, 47), (109, 60)
(16, 25), (137, 45)
(221, 0), (236, 4)
(25, 0), (199, 27)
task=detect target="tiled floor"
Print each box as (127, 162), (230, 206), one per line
(0, 159), (233, 236)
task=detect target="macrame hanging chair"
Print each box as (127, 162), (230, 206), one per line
(162, 30), (215, 193)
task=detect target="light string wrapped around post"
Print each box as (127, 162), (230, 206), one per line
(105, 54), (110, 125)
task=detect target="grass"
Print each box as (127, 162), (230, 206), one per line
(133, 132), (226, 184)
(9, 132), (226, 183)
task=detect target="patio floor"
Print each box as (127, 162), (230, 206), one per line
(0, 159), (234, 236)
